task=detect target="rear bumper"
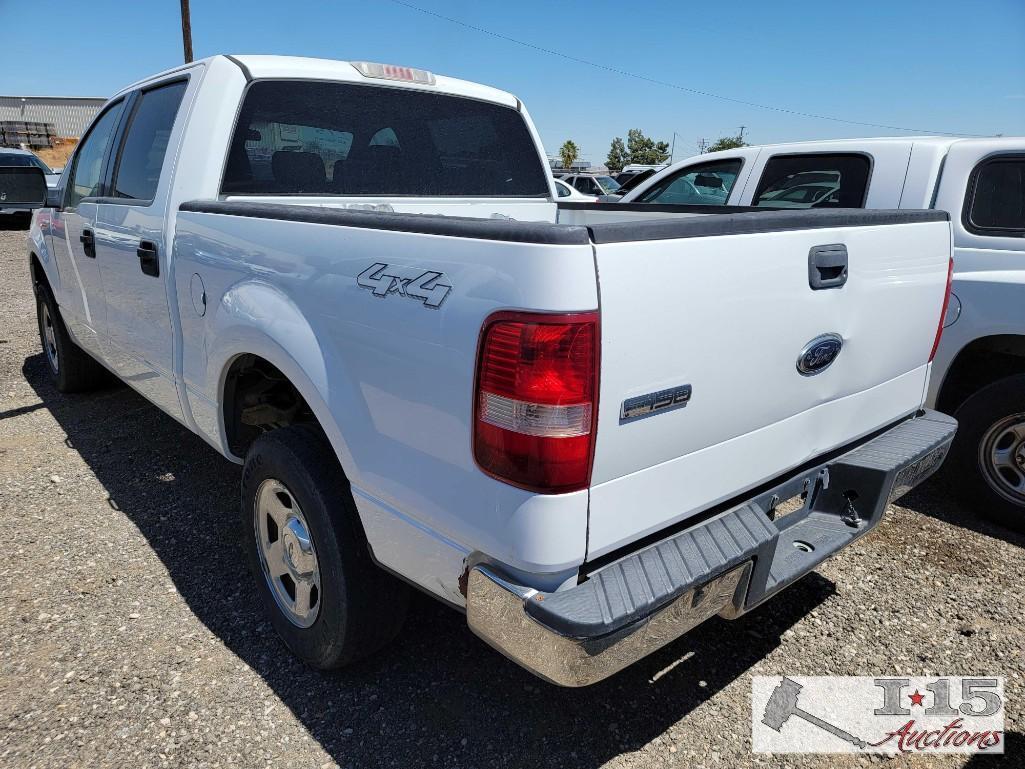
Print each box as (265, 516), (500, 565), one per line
(466, 409), (956, 687)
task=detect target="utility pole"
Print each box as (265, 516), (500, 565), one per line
(180, 0), (194, 63)
(738, 125), (746, 142)
(697, 138), (708, 154)
(670, 131), (677, 164)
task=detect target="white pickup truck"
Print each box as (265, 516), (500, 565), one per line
(5, 56), (956, 686)
(620, 138), (1025, 531)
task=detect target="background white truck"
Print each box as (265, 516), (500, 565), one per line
(618, 138), (1025, 531)
(4, 56), (956, 686)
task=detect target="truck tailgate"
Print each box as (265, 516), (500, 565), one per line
(586, 210), (951, 558)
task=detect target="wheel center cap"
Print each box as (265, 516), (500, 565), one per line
(1016, 445), (1025, 468)
(282, 517), (315, 576)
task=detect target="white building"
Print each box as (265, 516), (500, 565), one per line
(0, 95), (106, 138)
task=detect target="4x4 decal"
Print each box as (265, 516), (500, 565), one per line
(356, 263), (452, 309)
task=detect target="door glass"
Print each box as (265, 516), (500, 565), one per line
(967, 158), (1025, 233)
(112, 80), (188, 201)
(66, 102), (124, 208)
(752, 154), (870, 208)
(637, 159), (742, 205)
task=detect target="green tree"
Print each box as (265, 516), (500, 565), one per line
(706, 134), (748, 153)
(606, 137), (628, 172)
(559, 139), (580, 171)
(626, 129), (670, 165)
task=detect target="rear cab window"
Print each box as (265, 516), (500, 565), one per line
(752, 153), (870, 208)
(636, 159), (742, 205)
(964, 155), (1025, 236)
(221, 81), (550, 197)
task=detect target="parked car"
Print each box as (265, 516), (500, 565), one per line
(562, 173), (621, 196)
(621, 137), (1025, 531)
(4, 56), (956, 686)
(553, 177), (597, 201)
(0, 148), (60, 221)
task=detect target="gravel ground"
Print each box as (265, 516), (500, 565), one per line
(0, 225), (1022, 769)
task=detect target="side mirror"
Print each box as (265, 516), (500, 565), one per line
(0, 166), (48, 209)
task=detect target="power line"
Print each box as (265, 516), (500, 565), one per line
(387, 0), (987, 138)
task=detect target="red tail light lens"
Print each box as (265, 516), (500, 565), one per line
(929, 257), (954, 363)
(474, 311), (599, 493)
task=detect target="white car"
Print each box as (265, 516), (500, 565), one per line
(6, 56), (956, 686)
(561, 173), (621, 197)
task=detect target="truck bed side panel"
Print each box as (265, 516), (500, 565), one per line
(172, 203), (599, 600)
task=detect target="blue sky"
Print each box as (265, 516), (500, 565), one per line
(3, 0), (1023, 163)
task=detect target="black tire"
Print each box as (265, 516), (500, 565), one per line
(241, 424), (410, 669)
(35, 281), (109, 393)
(946, 374), (1025, 533)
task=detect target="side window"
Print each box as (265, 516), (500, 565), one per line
(574, 177), (595, 194)
(111, 80), (188, 202)
(66, 101), (124, 208)
(637, 159), (743, 205)
(752, 153), (870, 209)
(965, 157), (1025, 235)
(555, 181), (571, 198)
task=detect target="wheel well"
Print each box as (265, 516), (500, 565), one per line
(223, 355), (317, 457)
(29, 253), (47, 293)
(936, 335), (1025, 415)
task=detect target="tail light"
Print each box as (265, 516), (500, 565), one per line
(474, 310), (599, 493)
(929, 257), (954, 363)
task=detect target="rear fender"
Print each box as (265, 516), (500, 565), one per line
(205, 280), (356, 477)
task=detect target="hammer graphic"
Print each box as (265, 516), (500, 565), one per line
(762, 677), (867, 749)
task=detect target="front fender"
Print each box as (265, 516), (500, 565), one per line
(27, 210), (58, 294)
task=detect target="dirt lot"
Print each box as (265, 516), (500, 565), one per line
(0, 226), (1022, 768)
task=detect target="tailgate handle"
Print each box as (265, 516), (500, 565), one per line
(808, 244), (848, 290)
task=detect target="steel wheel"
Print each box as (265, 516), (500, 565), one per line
(978, 413), (1025, 507)
(41, 301), (58, 374)
(254, 478), (322, 628)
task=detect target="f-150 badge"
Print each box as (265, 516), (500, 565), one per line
(357, 263), (452, 309)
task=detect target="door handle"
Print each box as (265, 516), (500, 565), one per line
(137, 240), (159, 277)
(808, 244), (848, 290)
(79, 229), (96, 258)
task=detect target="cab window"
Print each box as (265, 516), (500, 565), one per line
(111, 80), (188, 202)
(752, 153), (870, 208)
(66, 101), (124, 208)
(636, 159), (742, 205)
(965, 156), (1025, 235)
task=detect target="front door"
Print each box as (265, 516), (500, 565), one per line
(93, 79), (189, 420)
(50, 100), (126, 360)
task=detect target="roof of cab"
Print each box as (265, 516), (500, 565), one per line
(115, 54), (520, 109)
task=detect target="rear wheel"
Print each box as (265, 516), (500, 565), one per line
(241, 425), (410, 668)
(947, 375), (1025, 532)
(35, 282), (108, 392)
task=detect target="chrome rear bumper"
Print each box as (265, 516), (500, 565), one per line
(466, 410), (956, 687)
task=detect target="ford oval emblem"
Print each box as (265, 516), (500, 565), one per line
(797, 333), (843, 376)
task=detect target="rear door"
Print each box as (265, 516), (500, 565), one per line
(585, 212), (952, 558)
(93, 78), (189, 419)
(49, 99), (126, 359)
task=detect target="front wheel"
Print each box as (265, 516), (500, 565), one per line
(947, 374), (1025, 533)
(35, 282), (108, 392)
(241, 425), (410, 669)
